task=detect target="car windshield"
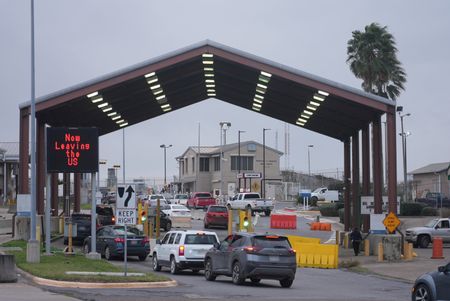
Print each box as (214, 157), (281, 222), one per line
(209, 206), (227, 212)
(96, 207), (113, 215)
(196, 193), (212, 198)
(424, 219), (439, 228)
(172, 205), (187, 210)
(312, 188), (322, 193)
(253, 236), (291, 249)
(72, 215), (90, 221)
(185, 234), (217, 244)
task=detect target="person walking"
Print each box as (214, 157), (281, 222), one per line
(350, 227), (363, 256)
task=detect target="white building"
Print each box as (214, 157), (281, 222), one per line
(0, 142), (19, 206)
(176, 141), (283, 199)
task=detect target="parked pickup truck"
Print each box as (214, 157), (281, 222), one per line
(186, 192), (217, 209)
(405, 218), (450, 248)
(226, 192), (273, 216)
(310, 187), (339, 203)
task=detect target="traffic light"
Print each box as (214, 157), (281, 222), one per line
(141, 209), (147, 223)
(243, 217), (249, 228)
(137, 202), (143, 225)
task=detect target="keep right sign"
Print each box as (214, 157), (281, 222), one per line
(383, 212), (401, 233)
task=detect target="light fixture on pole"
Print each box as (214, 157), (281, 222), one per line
(97, 159), (107, 188)
(397, 106), (411, 203)
(219, 122), (231, 200)
(262, 128), (271, 198)
(160, 144), (173, 186)
(307, 145), (314, 189)
(238, 130), (245, 192)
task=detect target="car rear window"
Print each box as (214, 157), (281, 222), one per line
(184, 234), (217, 245)
(97, 207), (113, 215)
(243, 193), (260, 199)
(253, 236), (291, 249)
(209, 206), (227, 213)
(176, 195), (188, 199)
(196, 193), (212, 198)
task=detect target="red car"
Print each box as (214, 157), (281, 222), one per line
(187, 192), (217, 209)
(204, 205), (228, 229)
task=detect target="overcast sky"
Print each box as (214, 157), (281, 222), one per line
(1, 0), (449, 184)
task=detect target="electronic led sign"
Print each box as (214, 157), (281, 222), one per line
(47, 127), (99, 173)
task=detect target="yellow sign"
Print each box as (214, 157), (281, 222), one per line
(383, 212), (401, 233)
(251, 182), (260, 192)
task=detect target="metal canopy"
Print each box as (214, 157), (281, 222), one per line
(20, 40), (395, 140)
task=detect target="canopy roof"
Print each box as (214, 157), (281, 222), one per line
(20, 40), (394, 141)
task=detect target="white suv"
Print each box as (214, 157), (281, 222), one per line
(152, 230), (219, 274)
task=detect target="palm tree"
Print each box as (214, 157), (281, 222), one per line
(347, 23), (406, 100)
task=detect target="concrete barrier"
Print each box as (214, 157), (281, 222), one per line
(0, 254), (18, 283)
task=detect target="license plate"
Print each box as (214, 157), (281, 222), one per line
(269, 256), (279, 262)
(130, 240), (137, 245)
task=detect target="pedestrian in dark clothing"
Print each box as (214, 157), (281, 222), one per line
(350, 227), (363, 256)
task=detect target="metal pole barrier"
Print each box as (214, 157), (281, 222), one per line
(90, 172), (97, 257)
(156, 199), (161, 238)
(228, 209), (233, 236)
(124, 224), (128, 277)
(45, 174), (51, 255)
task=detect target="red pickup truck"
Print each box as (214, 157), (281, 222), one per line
(186, 192), (217, 209)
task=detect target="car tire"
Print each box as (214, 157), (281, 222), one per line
(194, 202), (198, 210)
(139, 254), (148, 261)
(165, 221), (172, 232)
(204, 259), (216, 281)
(250, 277), (261, 284)
(170, 256), (179, 274)
(83, 243), (90, 254)
(419, 235), (430, 248)
(265, 210), (271, 216)
(232, 261), (245, 285)
(413, 284), (431, 301)
(152, 253), (162, 271)
(204, 222), (209, 229)
(280, 278), (294, 288)
(104, 246), (112, 261)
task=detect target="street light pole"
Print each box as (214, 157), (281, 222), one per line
(308, 145), (314, 189)
(262, 128), (271, 198)
(160, 144), (173, 186)
(219, 122), (231, 200)
(238, 130), (245, 192)
(398, 111), (411, 202)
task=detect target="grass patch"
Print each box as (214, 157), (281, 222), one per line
(2, 240), (169, 283)
(80, 203), (93, 210)
(338, 259), (360, 269)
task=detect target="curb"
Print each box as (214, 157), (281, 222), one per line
(19, 268), (178, 289)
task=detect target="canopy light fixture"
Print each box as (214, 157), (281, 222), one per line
(112, 115), (121, 121)
(97, 102), (108, 108)
(102, 106), (113, 113)
(252, 70), (272, 112)
(296, 90), (330, 127)
(119, 122), (128, 127)
(87, 91), (98, 98)
(202, 53), (216, 98)
(107, 112), (117, 117)
(116, 119), (125, 124)
(144, 71), (173, 113)
(90, 96), (103, 103)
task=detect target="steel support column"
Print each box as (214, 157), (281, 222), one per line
(19, 109), (29, 194)
(386, 110), (398, 213)
(361, 125), (370, 195)
(351, 133), (360, 229)
(51, 173), (58, 216)
(372, 116), (383, 213)
(63, 173), (70, 216)
(36, 119), (45, 215)
(74, 173), (81, 213)
(344, 139), (351, 231)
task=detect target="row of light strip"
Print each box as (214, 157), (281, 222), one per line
(295, 90), (330, 127)
(202, 53), (216, 97)
(252, 71), (272, 112)
(144, 72), (172, 112)
(87, 91), (128, 127)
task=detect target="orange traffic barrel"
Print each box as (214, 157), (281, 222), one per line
(431, 237), (444, 259)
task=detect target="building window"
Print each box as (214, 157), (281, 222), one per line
(181, 161), (184, 175)
(185, 158), (188, 174)
(231, 156), (253, 171)
(192, 157), (195, 173)
(200, 157), (210, 172)
(213, 157), (220, 171)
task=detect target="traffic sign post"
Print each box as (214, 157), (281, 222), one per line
(116, 184), (136, 277)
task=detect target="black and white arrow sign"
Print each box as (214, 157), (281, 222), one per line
(116, 184), (136, 209)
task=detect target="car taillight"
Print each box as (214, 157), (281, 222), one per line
(288, 248), (296, 254)
(179, 245), (185, 256)
(114, 237), (125, 244)
(243, 246), (261, 254)
(142, 237), (149, 245)
(112, 216), (116, 223)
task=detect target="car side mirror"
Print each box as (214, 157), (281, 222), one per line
(156, 239), (161, 244)
(213, 242), (219, 249)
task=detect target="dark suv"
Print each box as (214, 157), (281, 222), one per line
(204, 232), (297, 287)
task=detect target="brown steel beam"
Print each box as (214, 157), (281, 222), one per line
(361, 124), (370, 195)
(351, 132), (360, 229)
(63, 173), (70, 216)
(37, 119), (45, 215)
(51, 173), (58, 216)
(372, 116), (383, 213)
(74, 173), (81, 213)
(19, 109), (29, 194)
(344, 139), (351, 231)
(386, 110), (398, 213)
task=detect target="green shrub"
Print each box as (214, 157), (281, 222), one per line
(440, 208), (450, 218)
(421, 207), (437, 216)
(400, 202), (426, 216)
(319, 204), (339, 217)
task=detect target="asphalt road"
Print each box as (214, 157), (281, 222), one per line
(48, 208), (411, 301)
